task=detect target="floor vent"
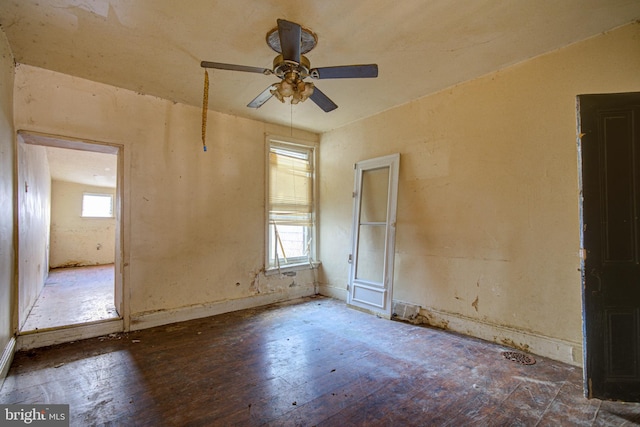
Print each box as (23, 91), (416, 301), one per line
(391, 300), (421, 323)
(502, 351), (536, 365)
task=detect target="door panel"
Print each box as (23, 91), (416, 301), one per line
(355, 225), (386, 282)
(352, 284), (386, 308)
(580, 92), (640, 402)
(348, 154), (400, 318)
(605, 308), (638, 378)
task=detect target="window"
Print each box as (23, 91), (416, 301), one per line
(267, 137), (316, 270)
(82, 193), (113, 218)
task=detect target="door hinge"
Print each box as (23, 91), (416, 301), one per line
(348, 254), (353, 263)
(580, 248), (587, 260)
(347, 284), (350, 291)
(352, 191), (356, 198)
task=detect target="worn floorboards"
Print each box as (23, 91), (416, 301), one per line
(22, 264), (117, 332)
(2, 296), (640, 426)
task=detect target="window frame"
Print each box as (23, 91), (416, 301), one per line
(265, 135), (318, 274)
(81, 192), (114, 218)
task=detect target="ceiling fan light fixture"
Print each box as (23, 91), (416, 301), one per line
(298, 81), (314, 102)
(271, 89), (284, 103)
(280, 79), (295, 97)
(271, 77), (314, 105)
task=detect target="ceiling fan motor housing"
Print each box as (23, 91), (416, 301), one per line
(273, 54), (311, 80)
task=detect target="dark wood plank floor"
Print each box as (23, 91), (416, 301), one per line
(2, 296), (640, 426)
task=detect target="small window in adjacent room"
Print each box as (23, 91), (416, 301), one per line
(267, 137), (316, 271)
(81, 193), (113, 218)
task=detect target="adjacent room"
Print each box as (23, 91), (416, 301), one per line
(19, 143), (119, 332)
(1, 1), (640, 424)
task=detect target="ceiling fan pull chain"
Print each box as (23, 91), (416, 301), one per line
(201, 69), (209, 152)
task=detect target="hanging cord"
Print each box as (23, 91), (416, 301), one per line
(201, 70), (209, 152)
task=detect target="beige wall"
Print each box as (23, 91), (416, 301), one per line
(13, 64), (320, 324)
(17, 142), (51, 329)
(318, 22), (640, 365)
(0, 28), (16, 379)
(50, 180), (116, 268)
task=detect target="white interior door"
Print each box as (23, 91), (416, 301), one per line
(348, 153), (400, 318)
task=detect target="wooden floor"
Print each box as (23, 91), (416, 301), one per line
(3, 296), (640, 426)
(22, 264), (118, 332)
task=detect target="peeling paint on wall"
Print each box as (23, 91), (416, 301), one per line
(418, 312), (450, 331)
(497, 337), (530, 352)
(250, 268), (264, 295)
(472, 296), (479, 312)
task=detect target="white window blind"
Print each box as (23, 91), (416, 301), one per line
(267, 140), (315, 269)
(269, 146), (313, 226)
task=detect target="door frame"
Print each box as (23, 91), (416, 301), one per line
(15, 130), (127, 343)
(347, 153), (400, 318)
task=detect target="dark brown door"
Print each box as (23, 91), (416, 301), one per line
(580, 92), (640, 402)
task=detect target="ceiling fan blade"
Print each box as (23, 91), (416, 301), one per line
(247, 85), (276, 108)
(309, 86), (338, 112)
(201, 61), (272, 75)
(277, 19), (301, 63)
(310, 64), (378, 79)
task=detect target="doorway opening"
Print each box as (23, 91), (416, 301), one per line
(17, 131), (124, 336)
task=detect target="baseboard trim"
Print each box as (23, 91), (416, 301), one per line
(17, 319), (124, 351)
(0, 337), (16, 388)
(418, 306), (583, 367)
(317, 284), (347, 301)
(131, 286), (316, 331)
(317, 290), (582, 366)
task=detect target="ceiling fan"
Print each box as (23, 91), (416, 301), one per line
(200, 19), (378, 112)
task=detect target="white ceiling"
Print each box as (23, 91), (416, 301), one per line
(2, 0), (639, 135)
(46, 146), (117, 189)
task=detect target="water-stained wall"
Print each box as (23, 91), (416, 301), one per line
(13, 64), (319, 328)
(318, 23), (640, 366)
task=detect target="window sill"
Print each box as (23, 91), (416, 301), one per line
(265, 261), (321, 276)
